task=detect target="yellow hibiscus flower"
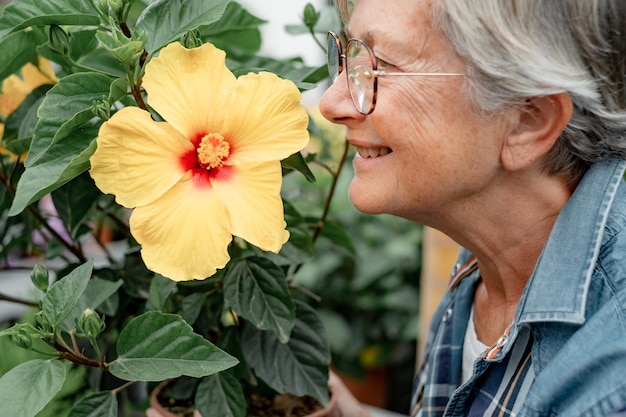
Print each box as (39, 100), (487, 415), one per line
(89, 42), (310, 281)
(1, 57), (58, 156)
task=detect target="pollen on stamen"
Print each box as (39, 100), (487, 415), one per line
(197, 133), (230, 170)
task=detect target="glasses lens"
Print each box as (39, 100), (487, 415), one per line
(347, 39), (375, 114)
(326, 33), (341, 83)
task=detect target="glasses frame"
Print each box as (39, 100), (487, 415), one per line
(327, 31), (464, 115)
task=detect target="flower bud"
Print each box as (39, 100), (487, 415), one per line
(35, 311), (52, 333)
(30, 264), (49, 292)
(303, 3), (320, 29)
(92, 97), (111, 121)
(108, 0), (123, 17)
(77, 309), (105, 339)
(10, 325), (33, 350)
(97, 0), (108, 13)
(48, 24), (71, 57)
(181, 30), (203, 49)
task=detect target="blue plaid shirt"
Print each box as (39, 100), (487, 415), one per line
(411, 160), (626, 417)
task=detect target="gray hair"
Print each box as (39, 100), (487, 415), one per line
(434, 0), (626, 182)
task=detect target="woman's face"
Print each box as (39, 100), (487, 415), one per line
(320, 0), (517, 224)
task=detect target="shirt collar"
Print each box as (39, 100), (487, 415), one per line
(518, 160), (626, 324)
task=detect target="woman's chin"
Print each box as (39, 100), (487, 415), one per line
(348, 183), (387, 215)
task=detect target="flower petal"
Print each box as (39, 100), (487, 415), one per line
(212, 161), (289, 252)
(22, 57), (58, 86)
(130, 179), (232, 281)
(89, 107), (193, 208)
(142, 42), (236, 138)
(0, 75), (30, 116)
(222, 72), (310, 163)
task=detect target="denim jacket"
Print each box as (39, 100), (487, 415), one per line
(412, 160), (626, 417)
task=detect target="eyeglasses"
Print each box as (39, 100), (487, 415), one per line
(326, 31), (464, 115)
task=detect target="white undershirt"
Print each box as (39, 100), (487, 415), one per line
(462, 306), (489, 384)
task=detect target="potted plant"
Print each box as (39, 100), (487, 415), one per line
(0, 0), (350, 416)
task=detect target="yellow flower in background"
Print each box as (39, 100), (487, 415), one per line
(89, 42), (310, 281)
(0, 57), (57, 118)
(0, 57), (58, 151)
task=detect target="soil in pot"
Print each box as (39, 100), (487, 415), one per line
(149, 381), (335, 417)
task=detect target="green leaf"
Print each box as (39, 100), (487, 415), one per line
(202, 2), (264, 57)
(242, 301), (330, 406)
(195, 373), (246, 417)
(0, 359), (66, 417)
(9, 72), (126, 215)
(181, 292), (205, 325)
(41, 260), (94, 328)
(148, 274), (177, 310)
(60, 277), (123, 332)
(136, 0), (231, 53)
(282, 152), (316, 183)
(51, 173), (100, 239)
(0, 0), (100, 40)
(319, 218), (356, 255)
(3, 84), (49, 142)
(10, 127), (98, 215)
(109, 311), (238, 381)
(0, 29), (46, 82)
(25, 73), (119, 167)
(223, 257), (295, 343)
(67, 391), (118, 417)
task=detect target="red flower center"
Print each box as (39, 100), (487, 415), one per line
(179, 132), (234, 188)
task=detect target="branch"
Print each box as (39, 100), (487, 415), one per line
(0, 291), (39, 307)
(54, 341), (108, 370)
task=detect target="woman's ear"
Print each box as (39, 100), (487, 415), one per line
(501, 93), (573, 172)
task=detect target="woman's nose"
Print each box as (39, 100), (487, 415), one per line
(319, 72), (364, 125)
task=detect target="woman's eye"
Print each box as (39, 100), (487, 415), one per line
(375, 55), (396, 69)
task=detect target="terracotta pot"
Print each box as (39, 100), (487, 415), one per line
(332, 367), (389, 409)
(147, 380), (337, 417)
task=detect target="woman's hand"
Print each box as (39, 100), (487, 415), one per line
(327, 371), (375, 417)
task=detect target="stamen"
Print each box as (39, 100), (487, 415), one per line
(197, 133), (230, 170)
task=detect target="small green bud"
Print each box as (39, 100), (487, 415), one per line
(181, 29), (203, 49)
(108, 0), (123, 17)
(97, 0), (109, 16)
(10, 325), (33, 350)
(30, 264), (49, 292)
(48, 24), (71, 57)
(78, 309), (105, 339)
(303, 3), (320, 29)
(92, 97), (111, 121)
(35, 311), (52, 333)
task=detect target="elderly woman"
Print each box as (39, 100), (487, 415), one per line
(319, 0), (626, 416)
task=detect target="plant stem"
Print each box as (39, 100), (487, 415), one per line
(0, 292), (39, 307)
(26, 205), (87, 263)
(113, 380), (136, 394)
(0, 171), (86, 263)
(54, 340), (108, 370)
(70, 331), (81, 354)
(309, 27), (326, 51)
(311, 140), (350, 244)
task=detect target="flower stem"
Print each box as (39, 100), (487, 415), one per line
(309, 27), (326, 52)
(311, 140), (350, 244)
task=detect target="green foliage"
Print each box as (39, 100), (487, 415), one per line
(0, 1), (350, 416)
(0, 359), (66, 417)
